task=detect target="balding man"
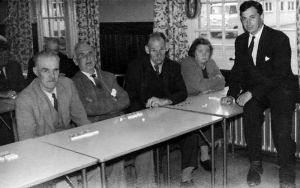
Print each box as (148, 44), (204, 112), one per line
(16, 51), (90, 140)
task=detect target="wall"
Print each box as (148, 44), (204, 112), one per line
(99, 0), (154, 22)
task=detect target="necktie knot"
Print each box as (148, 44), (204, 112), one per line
(91, 74), (96, 78)
(52, 93), (58, 111)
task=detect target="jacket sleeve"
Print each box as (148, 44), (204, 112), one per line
(166, 62), (187, 105)
(196, 59), (225, 93)
(16, 94), (38, 140)
(125, 61), (144, 112)
(111, 74), (130, 111)
(69, 80), (91, 126)
(227, 38), (244, 99)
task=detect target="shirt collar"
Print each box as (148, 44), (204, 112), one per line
(81, 68), (97, 78)
(42, 87), (57, 96)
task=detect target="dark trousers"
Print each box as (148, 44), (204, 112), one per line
(243, 87), (296, 182)
(179, 132), (199, 169)
(0, 113), (14, 146)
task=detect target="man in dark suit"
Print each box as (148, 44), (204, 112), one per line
(221, 1), (297, 188)
(0, 37), (26, 145)
(126, 32), (198, 187)
(26, 37), (79, 84)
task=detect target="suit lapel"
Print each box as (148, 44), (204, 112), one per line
(256, 26), (270, 66)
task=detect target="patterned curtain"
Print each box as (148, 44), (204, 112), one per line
(75, 0), (101, 65)
(5, 0), (33, 70)
(297, 0), (300, 87)
(153, 0), (189, 62)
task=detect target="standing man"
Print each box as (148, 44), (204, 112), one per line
(16, 51), (90, 140)
(221, 1), (297, 188)
(126, 32), (198, 187)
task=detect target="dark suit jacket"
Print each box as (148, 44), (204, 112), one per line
(72, 69), (130, 122)
(228, 25), (298, 101)
(0, 60), (26, 92)
(126, 55), (187, 112)
(26, 52), (79, 84)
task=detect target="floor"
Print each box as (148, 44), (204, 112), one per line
(154, 146), (300, 188)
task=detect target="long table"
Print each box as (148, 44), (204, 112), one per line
(165, 88), (243, 187)
(38, 107), (223, 187)
(0, 139), (97, 188)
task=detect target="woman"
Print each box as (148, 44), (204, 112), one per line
(180, 37), (225, 171)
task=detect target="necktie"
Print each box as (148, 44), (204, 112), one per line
(248, 36), (255, 55)
(202, 67), (208, 79)
(154, 64), (160, 75)
(91, 74), (102, 89)
(0, 68), (6, 80)
(52, 93), (58, 111)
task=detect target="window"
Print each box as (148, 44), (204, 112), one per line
(264, 2), (272, 12)
(288, 1), (295, 11)
(33, 0), (77, 56)
(280, 1), (284, 11)
(186, 0), (297, 74)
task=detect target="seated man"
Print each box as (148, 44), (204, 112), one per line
(16, 51), (90, 140)
(72, 41), (130, 122)
(27, 37), (79, 84)
(72, 41), (129, 188)
(126, 32), (197, 187)
(0, 36), (26, 145)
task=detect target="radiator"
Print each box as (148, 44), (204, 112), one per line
(228, 104), (300, 158)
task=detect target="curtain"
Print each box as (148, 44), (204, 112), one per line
(297, 0), (300, 87)
(153, 0), (189, 62)
(5, 0), (33, 70)
(75, 0), (101, 65)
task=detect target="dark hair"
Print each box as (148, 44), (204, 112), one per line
(33, 50), (60, 66)
(146, 32), (167, 45)
(0, 40), (10, 52)
(240, 1), (263, 16)
(188, 37), (213, 58)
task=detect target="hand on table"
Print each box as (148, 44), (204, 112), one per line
(236, 91), (252, 107)
(220, 96), (234, 105)
(0, 90), (17, 99)
(146, 97), (172, 108)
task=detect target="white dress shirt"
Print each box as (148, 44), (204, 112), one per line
(248, 25), (264, 65)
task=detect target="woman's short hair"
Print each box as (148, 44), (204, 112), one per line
(188, 37), (213, 58)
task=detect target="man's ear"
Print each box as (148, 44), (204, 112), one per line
(145, 45), (150, 55)
(33, 67), (38, 76)
(73, 56), (78, 66)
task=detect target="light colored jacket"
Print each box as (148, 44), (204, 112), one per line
(16, 76), (90, 140)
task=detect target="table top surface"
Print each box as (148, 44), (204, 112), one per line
(166, 88), (243, 118)
(0, 99), (15, 114)
(0, 139), (97, 188)
(38, 107), (222, 162)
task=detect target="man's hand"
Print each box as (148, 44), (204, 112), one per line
(220, 96), (234, 105)
(0, 90), (17, 99)
(146, 97), (172, 108)
(236, 91), (252, 106)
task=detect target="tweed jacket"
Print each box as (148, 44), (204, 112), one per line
(125, 55), (187, 112)
(180, 57), (225, 95)
(228, 25), (298, 101)
(16, 77), (90, 140)
(72, 69), (130, 122)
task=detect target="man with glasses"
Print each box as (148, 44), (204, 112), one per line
(126, 32), (198, 187)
